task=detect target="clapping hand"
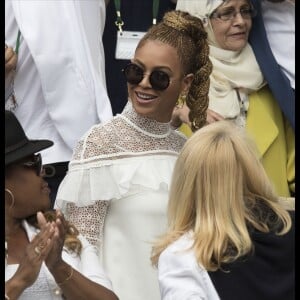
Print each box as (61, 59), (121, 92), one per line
(37, 210), (67, 271)
(12, 221), (55, 289)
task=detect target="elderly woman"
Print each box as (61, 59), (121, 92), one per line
(5, 110), (118, 300)
(175, 0), (294, 198)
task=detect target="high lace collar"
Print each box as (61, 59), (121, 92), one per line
(120, 101), (171, 136)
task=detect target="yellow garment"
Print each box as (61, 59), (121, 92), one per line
(246, 85), (294, 197)
(179, 86), (295, 197)
(179, 123), (193, 138)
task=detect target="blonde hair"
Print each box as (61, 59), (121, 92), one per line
(137, 10), (212, 131)
(151, 121), (292, 271)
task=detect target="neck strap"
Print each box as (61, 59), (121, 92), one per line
(114, 0), (160, 33)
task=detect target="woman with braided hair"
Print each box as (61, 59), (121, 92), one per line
(55, 10), (211, 300)
(5, 111), (118, 299)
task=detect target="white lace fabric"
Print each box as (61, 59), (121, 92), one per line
(55, 101), (187, 248)
(72, 101), (186, 162)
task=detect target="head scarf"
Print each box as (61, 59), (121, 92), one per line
(176, 0), (265, 119)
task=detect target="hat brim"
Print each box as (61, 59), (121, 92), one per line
(5, 139), (53, 166)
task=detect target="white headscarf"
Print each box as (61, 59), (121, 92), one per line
(176, 0), (265, 119)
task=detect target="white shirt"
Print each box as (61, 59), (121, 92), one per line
(5, 0), (113, 164)
(5, 220), (113, 300)
(158, 232), (220, 300)
(261, 0), (295, 89)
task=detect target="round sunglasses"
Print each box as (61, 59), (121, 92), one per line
(122, 63), (171, 91)
(21, 153), (43, 176)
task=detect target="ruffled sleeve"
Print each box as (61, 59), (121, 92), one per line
(56, 154), (178, 208)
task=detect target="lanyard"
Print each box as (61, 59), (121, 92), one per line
(15, 30), (21, 54)
(114, 0), (160, 33)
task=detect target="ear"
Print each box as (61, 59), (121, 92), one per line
(181, 73), (194, 95)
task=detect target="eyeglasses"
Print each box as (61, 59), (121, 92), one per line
(122, 63), (171, 91)
(21, 153), (43, 176)
(210, 7), (257, 21)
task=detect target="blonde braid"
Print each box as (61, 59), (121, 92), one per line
(187, 38), (212, 131)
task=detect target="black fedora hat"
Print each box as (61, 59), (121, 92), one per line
(5, 110), (53, 166)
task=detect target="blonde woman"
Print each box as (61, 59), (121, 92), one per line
(152, 120), (294, 300)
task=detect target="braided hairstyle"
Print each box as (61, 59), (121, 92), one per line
(137, 10), (212, 131)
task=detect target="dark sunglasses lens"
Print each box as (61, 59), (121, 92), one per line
(22, 154), (42, 176)
(150, 71), (170, 91)
(35, 154), (42, 176)
(123, 64), (143, 85)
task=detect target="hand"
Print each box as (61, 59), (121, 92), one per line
(5, 45), (17, 78)
(171, 103), (191, 129)
(11, 222), (55, 288)
(206, 109), (224, 124)
(42, 210), (67, 271)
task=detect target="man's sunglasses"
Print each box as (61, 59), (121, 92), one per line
(122, 63), (171, 91)
(21, 153), (43, 176)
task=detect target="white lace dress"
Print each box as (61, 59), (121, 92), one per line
(55, 101), (187, 300)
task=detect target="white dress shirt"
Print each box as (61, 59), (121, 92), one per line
(5, 0), (113, 164)
(261, 0), (295, 89)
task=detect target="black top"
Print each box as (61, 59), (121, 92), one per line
(208, 211), (295, 300)
(103, 0), (176, 115)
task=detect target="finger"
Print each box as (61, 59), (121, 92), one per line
(55, 218), (66, 239)
(206, 115), (217, 124)
(210, 110), (224, 121)
(32, 222), (55, 248)
(5, 54), (18, 73)
(5, 47), (15, 62)
(41, 237), (55, 258)
(30, 224), (55, 260)
(37, 211), (48, 229)
(55, 210), (67, 232)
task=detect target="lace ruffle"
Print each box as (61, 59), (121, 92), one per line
(56, 154), (178, 208)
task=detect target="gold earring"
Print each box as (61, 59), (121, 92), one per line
(176, 93), (186, 109)
(5, 188), (15, 210)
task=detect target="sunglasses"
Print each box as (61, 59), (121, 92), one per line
(210, 7), (257, 21)
(122, 63), (171, 91)
(21, 153), (43, 176)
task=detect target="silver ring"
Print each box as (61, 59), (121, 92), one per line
(34, 246), (41, 256)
